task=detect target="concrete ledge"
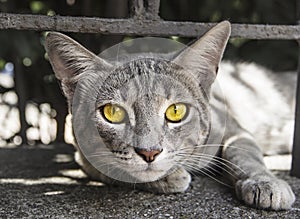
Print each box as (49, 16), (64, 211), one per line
(0, 144), (299, 218)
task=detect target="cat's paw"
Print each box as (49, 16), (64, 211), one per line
(144, 167), (191, 193)
(235, 177), (295, 210)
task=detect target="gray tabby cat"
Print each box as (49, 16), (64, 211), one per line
(45, 21), (295, 210)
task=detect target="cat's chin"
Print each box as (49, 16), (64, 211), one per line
(128, 169), (169, 183)
(124, 165), (179, 183)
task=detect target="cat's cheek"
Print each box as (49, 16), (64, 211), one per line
(167, 123), (200, 149)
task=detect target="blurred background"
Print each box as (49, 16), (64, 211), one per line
(0, 0), (298, 146)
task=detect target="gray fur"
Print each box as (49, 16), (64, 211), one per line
(45, 21), (295, 210)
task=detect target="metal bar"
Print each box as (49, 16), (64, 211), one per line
(292, 40), (300, 178)
(0, 13), (300, 39)
(14, 58), (29, 144)
(129, 0), (145, 19)
(291, 0), (300, 178)
(145, 0), (161, 20)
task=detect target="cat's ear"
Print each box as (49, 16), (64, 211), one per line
(45, 32), (111, 102)
(174, 21), (231, 91)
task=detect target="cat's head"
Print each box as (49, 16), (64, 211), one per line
(45, 21), (230, 183)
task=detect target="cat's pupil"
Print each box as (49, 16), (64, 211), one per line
(174, 105), (178, 114)
(111, 107), (116, 115)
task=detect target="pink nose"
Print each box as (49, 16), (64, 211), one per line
(134, 148), (162, 162)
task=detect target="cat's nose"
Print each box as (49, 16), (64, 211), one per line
(134, 148), (162, 163)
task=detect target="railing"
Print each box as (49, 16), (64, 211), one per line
(0, 0), (299, 177)
(0, 11), (299, 39)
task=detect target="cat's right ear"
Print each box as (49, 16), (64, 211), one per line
(45, 32), (111, 102)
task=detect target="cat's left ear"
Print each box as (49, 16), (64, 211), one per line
(174, 21), (231, 91)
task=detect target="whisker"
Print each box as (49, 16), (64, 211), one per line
(93, 161), (131, 181)
(178, 155), (221, 176)
(179, 144), (250, 153)
(93, 160), (118, 168)
(177, 151), (246, 175)
(86, 152), (115, 158)
(180, 154), (239, 180)
(179, 158), (218, 177)
(94, 159), (131, 170)
(181, 162), (233, 188)
(201, 144), (251, 153)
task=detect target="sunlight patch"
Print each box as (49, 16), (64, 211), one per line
(0, 176), (78, 185)
(264, 154), (292, 171)
(53, 154), (73, 163)
(87, 181), (105, 187)
(59, 169), (87, 179)
(44, 190), (65, 196)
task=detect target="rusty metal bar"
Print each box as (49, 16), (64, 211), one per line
(129, 0), (160, 20)
(0, 13), (300, 39)
(291, 0), (300, 178)
(129, 0), (146, 19)
(144, 0), (161, 20)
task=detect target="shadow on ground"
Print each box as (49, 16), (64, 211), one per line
(0, 144), (299, 218)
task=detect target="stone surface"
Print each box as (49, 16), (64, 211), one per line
(0, 144), (299, 218)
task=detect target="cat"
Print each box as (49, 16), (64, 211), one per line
(45, 21), (295, 210)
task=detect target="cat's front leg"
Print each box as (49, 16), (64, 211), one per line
(222, 135), (295, 210)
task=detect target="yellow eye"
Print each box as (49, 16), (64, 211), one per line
(102, 104), (126, 123)
(165, 103), (187, 122)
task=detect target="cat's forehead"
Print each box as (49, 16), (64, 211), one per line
(96, 58), (200, 104)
